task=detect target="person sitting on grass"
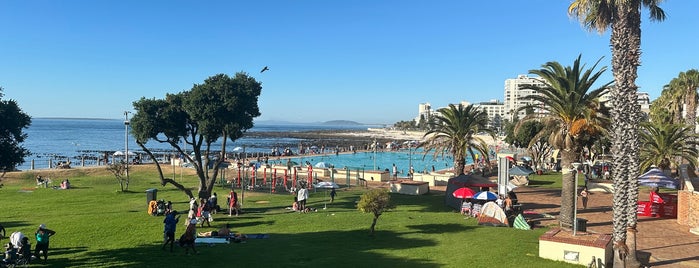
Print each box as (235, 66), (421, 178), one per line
(179, 219), (197, 254)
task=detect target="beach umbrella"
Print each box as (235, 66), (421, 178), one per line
(638, 168), (679, 189)
(315, 181), (339, 209)
(113, 151), (124, 156)
(452, 187), (476, 199)
(232, 146), (243, 152)
(472, 191), (498, 201)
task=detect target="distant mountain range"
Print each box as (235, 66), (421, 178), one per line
(255, 119), (379, 126)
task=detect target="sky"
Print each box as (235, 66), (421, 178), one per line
(1, 1), (698, 125)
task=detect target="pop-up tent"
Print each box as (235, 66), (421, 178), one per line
(477, 201), (509, 227)
(445, 174), (497, 210)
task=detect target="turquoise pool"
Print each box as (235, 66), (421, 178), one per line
(270, 149), (474, 175)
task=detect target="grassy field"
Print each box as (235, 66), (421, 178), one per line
(0, 166), (579, 267)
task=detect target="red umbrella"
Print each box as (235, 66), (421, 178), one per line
(452, 187), (477, 199)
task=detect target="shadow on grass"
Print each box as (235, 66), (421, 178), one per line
(527, 179), (555, 186)
(48, 230), (442, 268)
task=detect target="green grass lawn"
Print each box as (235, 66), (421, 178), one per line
(0, 166), (579, 267)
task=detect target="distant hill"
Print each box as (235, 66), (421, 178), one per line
(322, 120), (362, 125)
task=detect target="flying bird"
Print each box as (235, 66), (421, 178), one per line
(260, 66), (269, 73)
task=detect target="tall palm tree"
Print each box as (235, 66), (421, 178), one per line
(639, 122), (699, 172)
(420, 104), (495, 176)
(668, 69), (699, 127)
(517, 55), (611, 229)
(569, 1), (665, 267)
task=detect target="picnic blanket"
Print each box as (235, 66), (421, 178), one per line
(195, 237), (229, 244)
(245, 234), (270, 239)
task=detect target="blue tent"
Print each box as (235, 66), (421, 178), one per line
(509, 165), (534, 176)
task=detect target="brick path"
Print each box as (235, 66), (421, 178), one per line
(514, 186), (699, 267)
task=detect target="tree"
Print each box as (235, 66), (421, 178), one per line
(419, 104), (495, 176)
(0, 87), (32, 178)
(569, 1), (665, 266)
(357, 189), (395, 236)
(107, 161), (129, 191)
(639, 122), (699, 173)
(668, 69), (699, 127)
(130, 72), (262, 199)
(517, 55), (611, 229)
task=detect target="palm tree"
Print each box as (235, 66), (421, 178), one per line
(568, 1), (666, 266)
(668, 69), (699, 127)
(517, 55), (611, 229)
(420, 104), (495, 176)
(639, 122), (699, 172)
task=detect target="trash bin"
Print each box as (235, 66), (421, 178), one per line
(576, 218), (588, 232)
(146, 188), (157, 205)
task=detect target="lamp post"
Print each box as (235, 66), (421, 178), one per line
(373, 138), (377, 170)
(124, 111), (131, 181)
(572, 162), (582, 236)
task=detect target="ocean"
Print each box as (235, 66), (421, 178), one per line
(18, 118), (371, 171)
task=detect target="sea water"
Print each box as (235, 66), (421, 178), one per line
(23, 118), (450, 171)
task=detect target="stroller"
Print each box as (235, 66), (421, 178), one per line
(156, 200), (167, 216)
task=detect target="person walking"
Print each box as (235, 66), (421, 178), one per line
(162, 211), (180, 252)
(580, 187), (589, 210)
(392, 163), (398, 179)
(33, 224), (56, 263)
(330, 188), (337, 203)
(228, 189), (239, 216)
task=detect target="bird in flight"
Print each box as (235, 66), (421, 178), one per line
(260, 66), (270, 73)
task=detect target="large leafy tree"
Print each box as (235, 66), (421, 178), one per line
(639, 122), (699, 172)
(569, 1), (665, 266)
(0, 87), (32, 177)
(130, 73), (262, 199)
(517, 55), (611, 229)
(420, 104), (495, 176)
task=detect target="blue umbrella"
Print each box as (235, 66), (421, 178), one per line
(638, 168), (679, 189)
(472, 191), (498, 201)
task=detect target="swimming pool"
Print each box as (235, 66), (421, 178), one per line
(271, 149), (473, 175)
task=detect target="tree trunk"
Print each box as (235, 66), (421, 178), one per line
(559, 149), (577, 229)
(610, 2), (643, 267)
(137, 141), (194, 198)
(369, 215), (378, 236)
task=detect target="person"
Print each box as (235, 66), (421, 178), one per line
(33, 224), (56, 263)
(179, 219), (197, 254)
(409, 166), (414, 178)
(186, 208), (196, 226)
(460, 200), (472, 216)
(229, 189), (239, 216)
(18, 237), (31, 264)
(330, 188), (337, 203)
(292, 197), (299, 211)
(199, 198), (212, 227)
(189, 197), (197, 211)
(210, 193), (218, 214)
(495, 195), (505, 208)
(60, 179), (70, 189)
(217, 223), (231, 238)
(3, 243), (17, 266)
(162, 210), (180, 252)
(580, 187), (589, 209)
(392, 163), (398, 179)
(504, 195), (513, 212)
(297, 186), (308, 212)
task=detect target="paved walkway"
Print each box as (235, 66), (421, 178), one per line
(514, 186), (699, 267)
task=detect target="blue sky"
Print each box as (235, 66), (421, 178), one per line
(1, 1), (697, 124)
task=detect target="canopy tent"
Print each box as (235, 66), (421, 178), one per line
(509, 165), (534, 176)
(445, 174), (498, 209)
(638, 168), (679, 189)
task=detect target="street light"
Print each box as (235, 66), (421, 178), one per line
(124, 111), (131, 181)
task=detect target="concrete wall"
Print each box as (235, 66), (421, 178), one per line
(390, 181), (430, 195)
(539, 229), (612, 267)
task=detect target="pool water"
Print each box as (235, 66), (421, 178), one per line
(271, 149), (474, 175)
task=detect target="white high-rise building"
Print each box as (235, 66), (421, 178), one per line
(504, 75), (546, 121)
(469, 100), (506, 130)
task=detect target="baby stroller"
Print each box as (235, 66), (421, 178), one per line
(156, 200), (167, 216)
(1, 243), (29, 268)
